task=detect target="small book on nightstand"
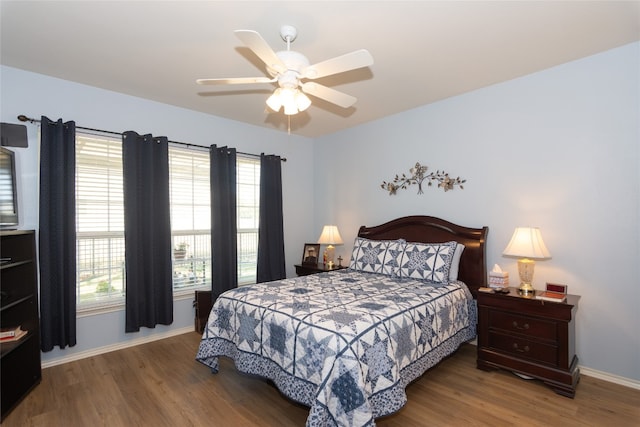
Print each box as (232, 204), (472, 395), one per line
(535, 291), (567, 302)
(535, 283), (568, 302)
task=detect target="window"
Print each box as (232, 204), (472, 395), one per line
(237, 157), (260, 284)
(168, 147), (211, 291)
(75, 132), (261, 309)
(76, 133), (126, 307)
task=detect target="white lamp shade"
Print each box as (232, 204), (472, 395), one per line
(503, 227), (551, 259)
(317, 225), (344, 245)
(266, 88), (283, 111)
(280, 88), (296, 115)
(295, 91), (311, 111)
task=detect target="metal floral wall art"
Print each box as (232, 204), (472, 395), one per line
(381, 162), (466, 195)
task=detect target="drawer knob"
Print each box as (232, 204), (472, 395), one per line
(512, 343), (530, 353)
(512, 321), (529, 330)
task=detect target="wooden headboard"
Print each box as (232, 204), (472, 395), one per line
(357, 216), (488, 296)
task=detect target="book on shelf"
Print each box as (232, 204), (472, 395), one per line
(1, 325), (22, 338)
(0, 326), (27, 342)
(535, 291), (567, 302)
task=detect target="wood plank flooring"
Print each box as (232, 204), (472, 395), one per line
(3, 332), (639, 426)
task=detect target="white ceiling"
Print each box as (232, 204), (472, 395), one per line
(1, 1), (639, 138)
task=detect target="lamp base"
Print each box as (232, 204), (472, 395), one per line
(518, 282), (535, 295)
(325, 244), (336, 265)
(517, 258), (536, 294)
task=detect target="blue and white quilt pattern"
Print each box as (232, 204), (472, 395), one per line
(196, 270), (477, 427)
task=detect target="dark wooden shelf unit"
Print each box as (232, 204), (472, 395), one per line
(1, 230), (41, 421)
(476, 287), (580, 398)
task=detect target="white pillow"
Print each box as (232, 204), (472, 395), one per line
(449, 243), (465, 281)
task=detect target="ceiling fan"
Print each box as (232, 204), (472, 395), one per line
(196, 25), (374, 115)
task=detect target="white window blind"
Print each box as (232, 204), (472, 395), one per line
(237, 156), (260, 284)
(75, 133), (125, 307)
(169, 146), (211, 291)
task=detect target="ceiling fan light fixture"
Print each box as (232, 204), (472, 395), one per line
(295, 91), (311, 112)
(266, 88), (283, 111)
(267, 87), (310, 115)
(280, 87), (297, 115)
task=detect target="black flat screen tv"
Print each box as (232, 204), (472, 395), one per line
(0, 146), (19, 228)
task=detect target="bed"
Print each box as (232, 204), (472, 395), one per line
(196, 215), (488, 426)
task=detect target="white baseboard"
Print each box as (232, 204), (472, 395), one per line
(41, 326), (195, 369)
(579, 366), (640, 390)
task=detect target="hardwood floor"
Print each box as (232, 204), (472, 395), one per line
(3, 332), (639, 426)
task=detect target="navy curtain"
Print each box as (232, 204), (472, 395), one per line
(39, 116), (77, 351)
(256, 154), (286, 282)
(122, 131), (173, 332)
(210, 145), (237, 300)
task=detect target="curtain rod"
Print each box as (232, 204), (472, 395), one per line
(17, 115), (286, 162)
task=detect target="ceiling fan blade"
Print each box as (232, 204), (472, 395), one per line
(196, 77), (276, 85)
(303, 49), (373, 79)
(300, 82), (357, 109)
(234, 30), (286, 74)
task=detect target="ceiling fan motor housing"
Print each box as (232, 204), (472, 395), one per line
(270, 50), (310, 88)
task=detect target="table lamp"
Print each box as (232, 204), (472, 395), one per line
(317, 225), (343, 268)
(502, 227), (551, 294)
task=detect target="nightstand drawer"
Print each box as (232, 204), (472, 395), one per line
(488, 310), (557, 341)
(488, 331), (558, 365)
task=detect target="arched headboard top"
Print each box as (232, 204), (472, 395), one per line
(357, 215), (488, 296)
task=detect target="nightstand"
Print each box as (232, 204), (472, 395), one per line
(476, 287), (580, 397)
(294, 263), (347, 276)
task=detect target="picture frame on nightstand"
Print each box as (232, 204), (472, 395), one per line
(301, 243), (320, 265)
(545, 282), (568, 294)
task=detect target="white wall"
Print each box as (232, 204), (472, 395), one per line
(0, 65), (316, 364)
(314, 42), (640, 382)
(2, 41), (638, 383)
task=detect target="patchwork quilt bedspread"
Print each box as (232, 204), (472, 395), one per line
(196, 269), (477, 427)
